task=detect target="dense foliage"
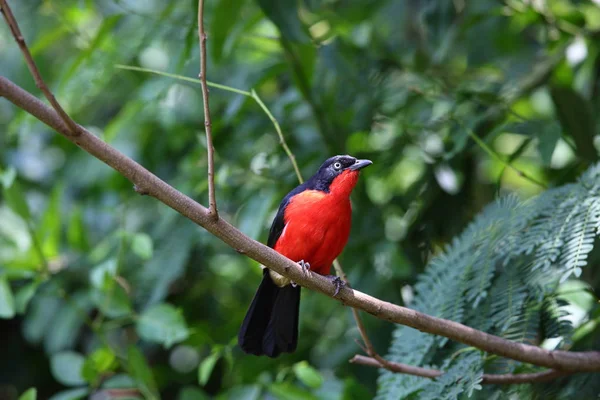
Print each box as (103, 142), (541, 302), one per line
(1, 0), (600, 399)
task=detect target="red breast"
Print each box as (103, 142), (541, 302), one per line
(273, 170), (360, 275)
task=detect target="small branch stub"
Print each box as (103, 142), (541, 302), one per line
(133, 184), (149, 196)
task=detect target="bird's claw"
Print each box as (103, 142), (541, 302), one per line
(326, 275), (346, 297)
(291, 260), (311, 287)
(298, 260), (311, 275)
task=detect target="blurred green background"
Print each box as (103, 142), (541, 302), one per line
(1, 0), (600, 399)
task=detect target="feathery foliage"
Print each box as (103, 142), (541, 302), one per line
(377, 164), (600, 400)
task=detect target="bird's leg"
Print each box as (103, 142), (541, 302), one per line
(325, 275), (346, 297)
(291, 260), (311, 287)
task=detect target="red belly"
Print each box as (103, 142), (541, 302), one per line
(273, 190), (352, 276)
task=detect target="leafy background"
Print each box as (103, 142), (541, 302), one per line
(1, 0), (600, 399)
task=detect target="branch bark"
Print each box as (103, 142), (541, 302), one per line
(1, 76), (600, 373)
(197, 0), (218, 219)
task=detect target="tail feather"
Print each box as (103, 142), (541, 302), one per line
(238, 269), (300, 357)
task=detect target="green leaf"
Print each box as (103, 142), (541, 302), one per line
(217, 385), (262, 400)
(537, 124), (562, 166)
(81, 347), (117, 384)
(90, 259), (131, 318)
(61, 15), (124, 85)
(127, 346), (159, 400)
(292, 361), (323, 389)
(3, 178), (31, 221)
(342, 377), (373, 400)
(91, 282), (131, 318)
(50, 351), (86, 386)
(550, 86), (598, 162)
(132, 233), (153, 260)
(136, 303), (189, 348)
(179, 386), (211, 400)
(39, 183), (63, 258)
(198, 350), (220, 386)
(67, 206), (89, 251)
(15, 281), (40, 314)
(43, 292), (91, 354)
(0, 277), (15, 319)
(0, 166), (16, 188)
(18, 388), (37, 400)
(48, 388), (89, 400)
(211, 0), (247, 62)
(256, 0), (310, 43)
(268, 382), (318, 400)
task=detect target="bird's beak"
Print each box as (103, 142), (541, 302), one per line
(348, 159), (373, 171)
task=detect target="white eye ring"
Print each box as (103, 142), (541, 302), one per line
(333, 162), (342, 170)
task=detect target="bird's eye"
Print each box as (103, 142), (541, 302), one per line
(333, 162), (342, 170)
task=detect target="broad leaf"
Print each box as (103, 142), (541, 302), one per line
(127, 346), (159, 400)
(211, 0), (247, 62)
(256, 0), (310, 43)
(292, 361), (323, 389)
(0, 277), (15, 319)
(50, 351), (86, 386)
(198, 350), (220, 386)
(550, 86), (598, 162)
(136, 303), (189, 347)
(18, 388), (37, 400)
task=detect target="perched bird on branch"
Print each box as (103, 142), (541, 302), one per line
(238, 155), (372, 357)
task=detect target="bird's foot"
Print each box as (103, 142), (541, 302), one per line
(298, 260), (311, 275)
(325, 275), (346, 297)
(291, 260), (311, 287)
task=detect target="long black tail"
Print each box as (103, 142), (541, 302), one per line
(238, 269), (300, 357)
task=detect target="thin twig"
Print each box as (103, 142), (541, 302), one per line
(0, 0), (80, 136)
(115, 65), (304, 183)
(115, 65), (252, 95)
(350, 355), (570, 384)
(197, 0), (218, 219)
(337, 259), (441, 378)
(251, 89), (303, 183)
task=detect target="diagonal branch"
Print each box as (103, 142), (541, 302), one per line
(0, 0), (80, 136)
(197, 0), (218, 218)
(2, 76), (600, 374)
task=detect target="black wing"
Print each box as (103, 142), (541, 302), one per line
(266, 182), (309, 248)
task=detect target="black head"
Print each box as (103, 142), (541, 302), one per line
(307, 155), (372, 192)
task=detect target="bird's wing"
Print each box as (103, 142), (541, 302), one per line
(267, 182), (310, 248)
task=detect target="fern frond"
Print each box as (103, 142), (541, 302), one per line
(540, 297), (574, 345)
(557, 196), (600, 282)
(418, 352), (483, 400)
(489, 263), (529, 333)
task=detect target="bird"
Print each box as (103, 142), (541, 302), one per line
(238, 154), (372, 357)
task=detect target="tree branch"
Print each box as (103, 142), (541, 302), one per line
(350, 355), (570, 384)
(197, 0), (218, 218)
(0, 0), (80, 136)
(2, 76), (600, 373)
